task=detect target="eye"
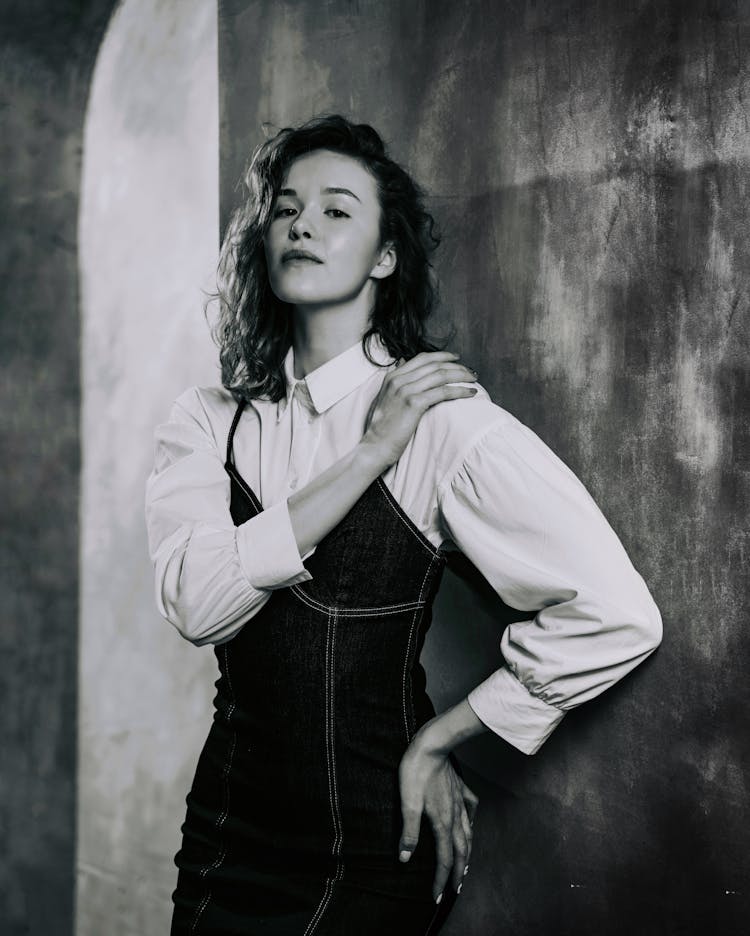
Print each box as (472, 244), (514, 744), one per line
(273, 206), (297, 219)
(325, 208), (349, 219)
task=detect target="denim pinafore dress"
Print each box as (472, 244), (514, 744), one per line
(170, 399), (458, 935)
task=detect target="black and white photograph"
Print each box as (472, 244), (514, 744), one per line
(2, 1), (748, 934)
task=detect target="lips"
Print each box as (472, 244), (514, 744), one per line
(282, 249), (323, 263)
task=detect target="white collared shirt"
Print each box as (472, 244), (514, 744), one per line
(144, 334), (662, 754)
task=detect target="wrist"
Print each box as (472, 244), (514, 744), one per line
(355, 437), (391, 477)
(413, 699), (490, 757)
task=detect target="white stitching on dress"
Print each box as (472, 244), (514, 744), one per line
(189, 890), (211, 933)
(225, 416), (447, 929)
(227, 457), (446, 617)
(303, 611), (344, 934)
(335, 603), (423, 617)
(228, 464), (429, 615)
(290, 583), (426, 616)
(189, 644), (237, 932)
(226, 401), (440, 570)
(402, 608), (420, 742)
(417, 552), (439, 605)
(328, 613), (345, 894)
(402, 554), (441, 742)
(226, 462), (263, 512)
(376, 477), (440, 560)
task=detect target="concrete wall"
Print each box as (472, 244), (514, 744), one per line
(0, 4), (115, 934)
(77, 2), (219, 935)
(218, 1), (748, 934)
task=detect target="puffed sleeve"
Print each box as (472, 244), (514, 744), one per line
(144, 387), (311, 646)
(437, 413), (662, 755)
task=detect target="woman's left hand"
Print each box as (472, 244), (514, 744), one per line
(397, 726), (479, 904)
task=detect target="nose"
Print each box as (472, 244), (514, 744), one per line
(289, 209), (315, 240)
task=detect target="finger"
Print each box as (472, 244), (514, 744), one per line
(458, 797), (473, 872)
(447, 777), (470, 892)
(453, 799), (473, 892)
(431, 819), (454, 903)
(393, 356), (466, 377)
(398, 804), (423, 863)
(390, 358), (472, 384)
(384, 368), (470, 406)
(414, 384), (479, 412)
(450, 817), (469, 893)
(462, 783), (480, 827)
(395, 350), (460, 375)
(394, 362), (477, 392)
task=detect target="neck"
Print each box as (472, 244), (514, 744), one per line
(291, 286), (375, 378)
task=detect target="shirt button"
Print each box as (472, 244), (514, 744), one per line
(289, 477), (298, 490)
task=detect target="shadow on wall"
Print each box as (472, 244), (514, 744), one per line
(1, 2), (116, 935)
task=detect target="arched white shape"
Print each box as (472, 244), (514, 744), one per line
(78, 3), (218, 933)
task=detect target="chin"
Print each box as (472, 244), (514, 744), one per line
(272, 286), (335, 305)
(270, 278), (363, 308)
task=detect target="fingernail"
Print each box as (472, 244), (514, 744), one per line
(457, 882), (463, 895)
(435, 892), (443, 905)
(399, 850), (412, 863)
(464, 864), (470, 876)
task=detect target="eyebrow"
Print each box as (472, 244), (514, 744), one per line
(277, 186), (362, 203)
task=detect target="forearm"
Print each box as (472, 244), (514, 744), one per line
(288, 441), (388, 558)
(413, 698), (490, 755)
(151, 522), (275, 645)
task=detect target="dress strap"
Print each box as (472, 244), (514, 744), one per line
(225, 398), (247, 467)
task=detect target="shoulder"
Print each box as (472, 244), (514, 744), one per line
(420, 383), (595, 501)
(412, 381), (519, 484)
(164, 384), (240, 447)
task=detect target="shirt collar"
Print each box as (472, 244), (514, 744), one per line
(277, 333), (395, 420)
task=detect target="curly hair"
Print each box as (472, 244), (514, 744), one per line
(206, 114), (451, 403)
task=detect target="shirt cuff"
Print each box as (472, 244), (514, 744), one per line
(235, 499), (313, 590)
(466, 666), (565, 755)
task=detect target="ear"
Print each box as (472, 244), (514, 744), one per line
(370, 242), (397, 280)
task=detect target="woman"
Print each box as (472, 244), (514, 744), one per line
(145, 115), (662, 936)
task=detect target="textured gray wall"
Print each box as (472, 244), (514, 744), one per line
(0, 4), (115, 935)
(219, 1), (749, 934)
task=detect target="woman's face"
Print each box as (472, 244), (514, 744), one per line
(263, 149), (395, 307)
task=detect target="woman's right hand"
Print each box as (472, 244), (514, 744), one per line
(360, 351), (478, 470)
